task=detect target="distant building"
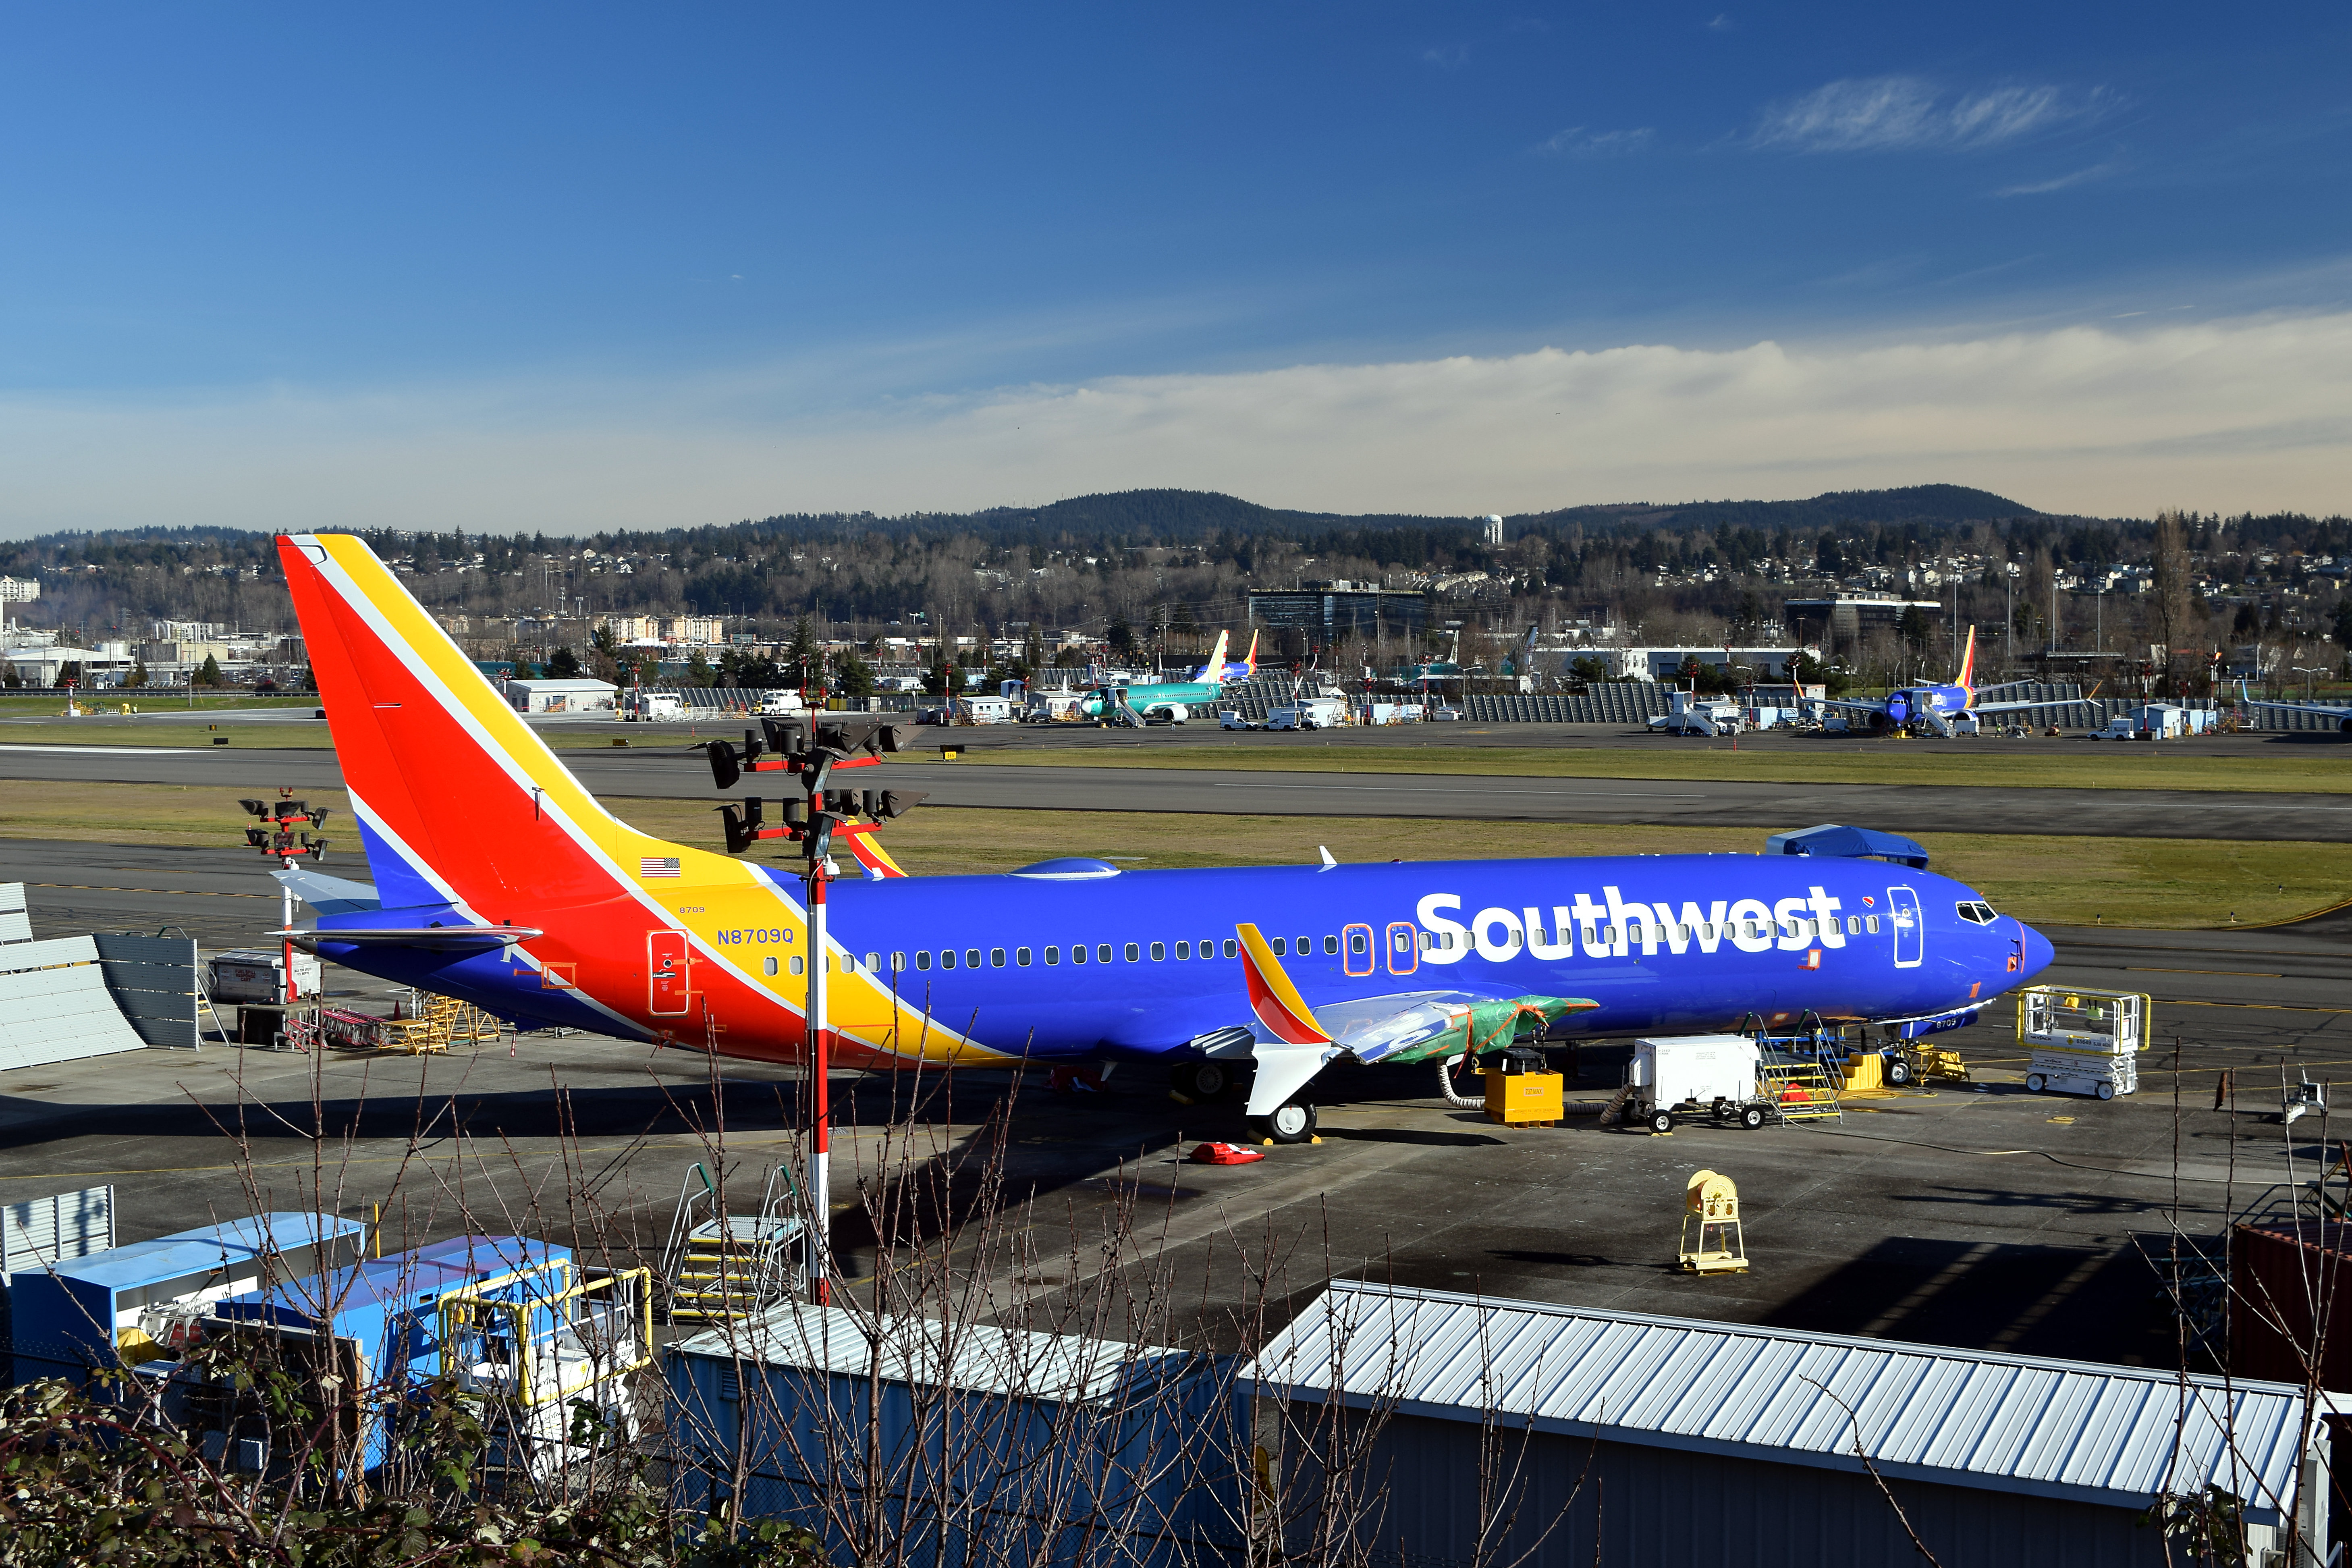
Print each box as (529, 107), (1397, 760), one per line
(1248, 583), (1431, 648)
(1783, 596), (1946, 650)
(1482, 514), (1504, 546)
(1590, 646), (1807, 682)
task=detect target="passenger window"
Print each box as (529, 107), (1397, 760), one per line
(916, 951), (931, 970)
(1298, 935), (1312, 953)
(763, 956), (778, 976)
(989, 948), (1005, 967)
(1323, 935), (1338, 955)
(1175, 941), (1191, 960)
(1222, 938), (1237, 957)
(865, 952), (880, 971)
(1348, 930), (1369, 956)
(790, 956), (805, 976)
(967, 948), (983, 968)
(940, 950), (956, 970)
(1845, 917), (1860, 935)
(1150, 942), (1166, 961)
(1123, 943), (1139, 962)
(1866, 916), (1880, 934)
(1016, 947), (1031, 966)
(1100, 944), (1114, 963)
(1418, 932), (1431, 951)
(1201, 937), (1214, 957)
(1272, 937), (1287, 956)
(1070, 945), (1085, 965)
(1044, 947), (1059, 966)
(891, 952), (907, 972)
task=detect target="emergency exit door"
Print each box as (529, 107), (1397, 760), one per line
(1886, 886), (1922, 968)
(648, 931), (691, 1014)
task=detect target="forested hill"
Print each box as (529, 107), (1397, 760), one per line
(932, 483), (2044, 545)
(1520, 484), (2042, 535)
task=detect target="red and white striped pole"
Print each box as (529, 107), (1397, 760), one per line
(805, 849), (831, 1306)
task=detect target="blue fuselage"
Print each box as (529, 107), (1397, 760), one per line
(324, 853), (2053, 1063)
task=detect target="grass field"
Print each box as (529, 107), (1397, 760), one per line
(964, 741), (2352, 794)
(8, 781), (2345, 929)
(2, 716), (2347, 793)
(0, 715), (692, 752)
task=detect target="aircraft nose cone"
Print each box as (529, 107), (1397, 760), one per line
(2018, 922), (2055, 981)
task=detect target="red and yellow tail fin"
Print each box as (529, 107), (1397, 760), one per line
(1242, 629), (1260, 679)
(1956, 625), (1978, 693)
(277, 534), (745, 914)
(1236, 922), (1330, 1045)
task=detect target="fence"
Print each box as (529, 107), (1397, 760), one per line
(93, 932), (200, 1049)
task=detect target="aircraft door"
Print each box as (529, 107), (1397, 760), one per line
(1385, 921), (1419, 976)
(1886, 886), (1922, 968)
(648, 930), (691, 1014)
(1342, 924), (1376, 978)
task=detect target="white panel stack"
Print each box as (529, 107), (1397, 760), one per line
(0, 883), (29, 945)
(0, 937), (152, 1071)
(0, 1184), (114, 1281)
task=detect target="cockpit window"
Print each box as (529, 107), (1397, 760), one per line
(1955, 901), (1998, 925)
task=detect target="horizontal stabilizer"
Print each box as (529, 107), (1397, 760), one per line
(284, 924), (543, 951)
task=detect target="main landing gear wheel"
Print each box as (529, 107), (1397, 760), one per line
(1247, 1103), (1318, 1144)
(1883, 1057), (1914, 1086)
(1646, 1109), (1675, 1136)
(1173, 1061), (1231, 1100)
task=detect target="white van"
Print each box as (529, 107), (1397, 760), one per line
(757, 691), (808, 717)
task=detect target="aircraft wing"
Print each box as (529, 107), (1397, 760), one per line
(1233, 923), (1593, 1115)
(2239, 684), (2352, 725)
(1968, 696), (2093, 717)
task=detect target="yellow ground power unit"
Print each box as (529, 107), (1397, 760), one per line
(1679, 1169), (1747, 1275)
(1484, 1068), (1565, 1127)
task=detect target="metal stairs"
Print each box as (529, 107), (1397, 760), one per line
(1757, 1052), (1844, 1125)
(659, 1162), (805, 1325)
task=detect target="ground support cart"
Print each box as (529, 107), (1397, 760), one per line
(2017, 986), (2149, 1100)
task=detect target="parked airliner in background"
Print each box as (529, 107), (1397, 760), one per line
(1819, 628), (2086, 737)
(2238, 682), (2352, 736)
(274, 534), (2053, 1142)
(1079, 629), (1261, 724)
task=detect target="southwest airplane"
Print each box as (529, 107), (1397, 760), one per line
(277, 535), (2052, 1142)
(1817, 627), (2084, 737)
(1079, 629), (1259, 724)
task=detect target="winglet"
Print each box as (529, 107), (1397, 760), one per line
(1318, 845), (1337, 868)
(1236, 923), (1330, 1045)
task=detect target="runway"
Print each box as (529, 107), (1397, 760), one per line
(1, 740), (2346, 840)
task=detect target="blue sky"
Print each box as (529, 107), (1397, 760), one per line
(2, 3), (2348, 532)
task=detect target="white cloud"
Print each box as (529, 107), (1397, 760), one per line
(1755, 76), (2111, 153)
(1993, 162), (2117, 197)
(1, 312), (2347, 536)
(1534, 125), (1654, 158)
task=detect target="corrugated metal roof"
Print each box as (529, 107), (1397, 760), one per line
(1246, 1282), (2307, 1520)
(672, 1302), (1172, 1406)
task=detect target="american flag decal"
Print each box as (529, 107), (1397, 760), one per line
(640, 857), (682, 878)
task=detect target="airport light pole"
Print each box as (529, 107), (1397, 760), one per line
(705, 717), (922, 1306)
(2294, 665), (2325, 702)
